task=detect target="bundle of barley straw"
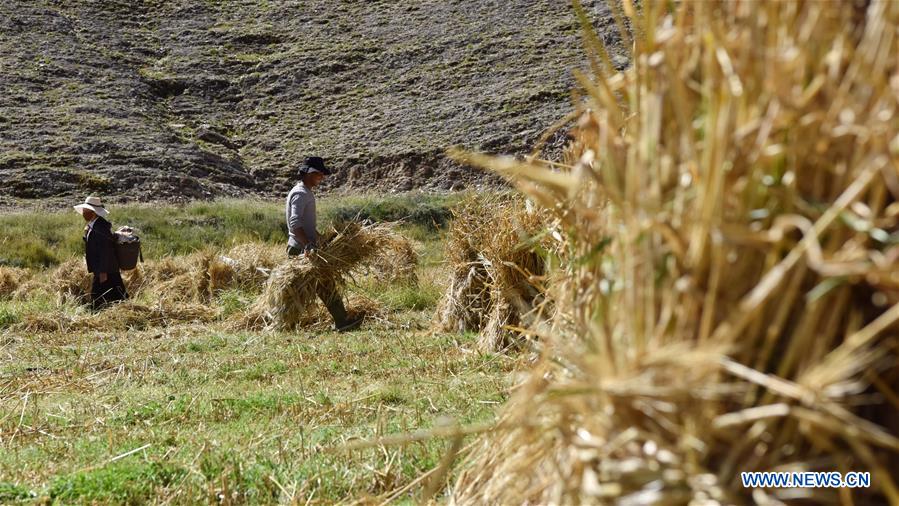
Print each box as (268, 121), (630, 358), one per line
(452, 1), (899, 504)
(49, 258), (93, 305)
(246, 221), (407, 331)
(123, 243), (280, 302)
(368, 235), (420, 285)
(208, 243), (282, 293)
(0, 266), (30, 299)
(436, 194), (551, 352)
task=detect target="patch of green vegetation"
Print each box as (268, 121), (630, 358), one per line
(242, 360), (289, 381)
(124, 397), (191, 425)
(48, 462), (185, 504)
(374, 386), (410, 406)
(74, 170), (111, 192)
(197, 451), (280, 503)
(324, 193), (461, 231)
(137, 66), (173, 82)
(230, 52), (265, 64)
(0, 306), (20, 329)
(216, 288), (253, 317)
(0, 150), (37, 168)
(0, 194), (461, 268)
(1, 324), (507, 503)
(0, 236), (59, 268)
(377, 283), (442, 311)
(0, 482), (35, 502)
(181, 335), (226, 353)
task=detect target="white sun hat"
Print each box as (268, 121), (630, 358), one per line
(73, 196), (109, 219)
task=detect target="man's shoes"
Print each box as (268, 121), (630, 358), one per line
(335, 316), (363, 332)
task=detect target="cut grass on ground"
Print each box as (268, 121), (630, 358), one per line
(0, 327), (510, 503)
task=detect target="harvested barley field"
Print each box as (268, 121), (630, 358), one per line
(0, 195), (518, 504)
(4, 0), (899, 504)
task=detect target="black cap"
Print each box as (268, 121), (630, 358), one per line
(298, 156), (332, 176)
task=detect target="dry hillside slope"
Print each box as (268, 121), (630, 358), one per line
(0, 0), (626, 205)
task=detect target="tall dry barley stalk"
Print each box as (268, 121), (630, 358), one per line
(453, 0), (899, 504)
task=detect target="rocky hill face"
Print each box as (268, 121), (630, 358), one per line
(0, 0), (625, 204)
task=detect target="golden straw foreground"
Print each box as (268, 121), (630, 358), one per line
(452, 0), (899, 504)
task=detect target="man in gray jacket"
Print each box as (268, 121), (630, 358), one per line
(286, 157), (362, 332)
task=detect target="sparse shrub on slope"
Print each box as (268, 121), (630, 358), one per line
(453, 1), (899, 504)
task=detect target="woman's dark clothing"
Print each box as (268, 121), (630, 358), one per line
(84, 216), (128, 309)
(91, 271), (127, 310)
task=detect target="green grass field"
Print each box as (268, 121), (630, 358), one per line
(0, 194), (513, 504)
(0, 193), (460, 268)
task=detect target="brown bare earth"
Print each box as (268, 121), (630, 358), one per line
(0, 1), (626, 207)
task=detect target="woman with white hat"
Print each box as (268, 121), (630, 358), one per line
(74, 196), (128, 309)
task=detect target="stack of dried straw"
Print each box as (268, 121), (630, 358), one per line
(128, 243), (283, 302)
(49, 258), (93, 305)
(0, 266), (31, 300)
(14, 243), (283, 307)
(453, 1), (899, 504)
(436, 195), (550, 352)
(369, 235), (419, 285)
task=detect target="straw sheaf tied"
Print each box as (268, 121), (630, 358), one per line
(46, 258), (93, 305)
(436, 195), (553, 352)
(145, 252), (216, 302)
(453, 0), (899, 504)
(368, 236), (420, 285)
(123, 243), (283, 303)
(210, 243), (282, 292)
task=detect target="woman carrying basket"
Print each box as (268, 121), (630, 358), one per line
(74, 196), (128, 310)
